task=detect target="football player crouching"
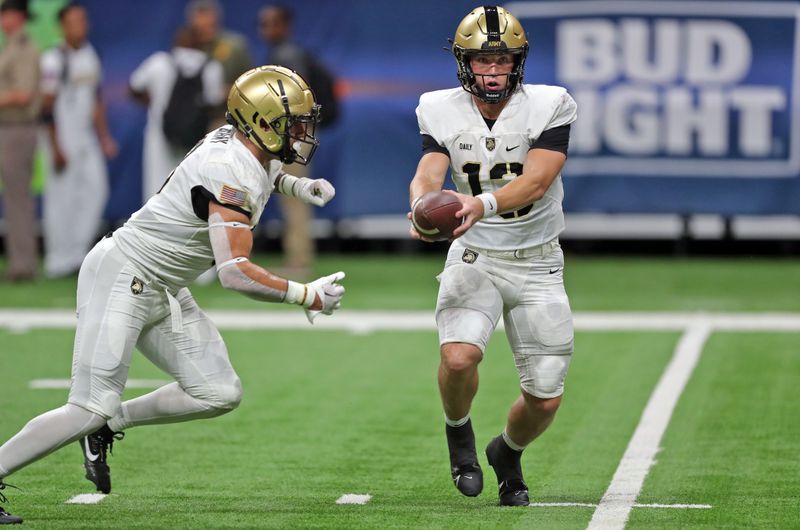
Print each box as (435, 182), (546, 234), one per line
(0, 66), (344, 525)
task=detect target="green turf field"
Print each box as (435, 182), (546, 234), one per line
(0, 255), (798, 529)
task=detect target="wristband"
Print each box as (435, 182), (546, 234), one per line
(476, 193), (498, 218)
(277, 173), (301, 197)
(285, 280), (314, 307)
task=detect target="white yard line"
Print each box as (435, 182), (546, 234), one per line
(335, 494), (372, 505)
(65, 493), (106, 504)
(2, 309), (800, 332)
(586, 322), (712, 530)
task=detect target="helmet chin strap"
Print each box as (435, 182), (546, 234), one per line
(472, 73), (518, 104)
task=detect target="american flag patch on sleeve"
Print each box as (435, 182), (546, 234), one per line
(219, 185), (248, 207)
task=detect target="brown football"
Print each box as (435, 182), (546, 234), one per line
(411, 191), (463, 241)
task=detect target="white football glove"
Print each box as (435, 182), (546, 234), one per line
(304, 271), (346, 324)
(296, 177), (336, 207)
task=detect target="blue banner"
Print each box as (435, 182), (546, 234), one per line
(507, 0), (800, 215)
(64, 1), (800, 219)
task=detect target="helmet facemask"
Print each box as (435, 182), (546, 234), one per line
(454, 47), (528, 104)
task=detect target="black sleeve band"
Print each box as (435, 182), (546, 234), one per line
(531, 124), (571, 155)
(191, 185), (252, 221)
(421, 134), (449, 157)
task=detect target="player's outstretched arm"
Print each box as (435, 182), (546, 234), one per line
(274, 172), (335, 207)
(408, 152), (450, 241)
(208, 202), (345, 323)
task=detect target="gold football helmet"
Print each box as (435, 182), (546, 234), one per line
(451, 6), (529, 104)
(226, 65), (320, 165)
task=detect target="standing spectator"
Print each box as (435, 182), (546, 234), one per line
(130, 27), (224, 202)
(0, 0), (39, 282)
(41, 3), (118, 278)
(186, 0), (252, 125)
(260, 5), (339, 278)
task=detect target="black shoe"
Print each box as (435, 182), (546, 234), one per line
(0, 481), (23, 525)
(79, 425), (124, 494)
(485, 435), (530, 506)
(446, 419), (483, 497)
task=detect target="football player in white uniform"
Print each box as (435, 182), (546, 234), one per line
(0, 66), (344, 524)
(409, 6), (577, 506)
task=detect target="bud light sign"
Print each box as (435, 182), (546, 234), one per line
(506, 1), (800, 214)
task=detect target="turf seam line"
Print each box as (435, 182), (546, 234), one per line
(587, 321), (712, 530)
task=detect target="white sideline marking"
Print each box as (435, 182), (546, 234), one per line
(587, 322), (712, 530)
(335, 494), (372, 505)
(1, 309), (800, 332)
(30, 378), (167, 390)
(65, 493), (106, 504)
(636, 503), (712, 509)
(529, 502), (711, 509)
(533, 502), (598, 508)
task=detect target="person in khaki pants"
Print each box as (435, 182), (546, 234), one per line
(260, 6), (323, 278)
(0, 0), (40, 282)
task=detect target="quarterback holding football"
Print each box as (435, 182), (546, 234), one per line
(408, 6), (577, 506)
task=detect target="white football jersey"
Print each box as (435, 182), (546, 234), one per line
(416, 85), (577, 250)
(113, 126), (280, 290)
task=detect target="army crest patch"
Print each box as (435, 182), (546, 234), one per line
(131, 277), (144, 295)
(462, 249), (478, 264)
(485, 137), (496, 151)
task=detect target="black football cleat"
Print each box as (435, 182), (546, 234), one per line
(446, 419), (483, 497)
(0, 481), (23, 525)
(79, 425), (124, 494)
(485, 435), (530, 506)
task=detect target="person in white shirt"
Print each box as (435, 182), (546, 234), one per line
(409, 6), (578, 506)
(0, 66), (344, 524)
(130, 27), (225, 202)
(40, 3), (118, 278)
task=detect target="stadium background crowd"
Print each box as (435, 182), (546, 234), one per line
(0, 0), (798, 280)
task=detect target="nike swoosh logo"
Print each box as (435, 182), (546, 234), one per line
(549, 268), (561, 274)
(84, 440), (99, 462)
(505, 145), (519, 151)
